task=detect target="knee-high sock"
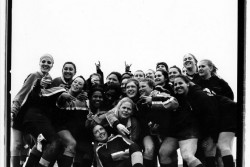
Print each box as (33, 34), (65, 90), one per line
(25, 147), (42, 167)
(222, 155), (235, 167)
(183, 160), (188, 167)
(41, 138), (63, 164)
(73, 159), (92, 167)
(144, 158), (154, 167)
(133, 163), (144, 167)
(160, 163), (178, 167)
(205, 156), (216, 167)
(47, 159), (56, 167)
(57, 154), (74, 167)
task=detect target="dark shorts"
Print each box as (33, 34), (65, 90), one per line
(22, 108), (58, 142)
(218, 101), (237, 133)
(116, 159), (132, 167)
(172, 111), (201, 140)
(75, 140), (94, 161)
(174, 124), (200, 141)
(213, 95), (237, 134)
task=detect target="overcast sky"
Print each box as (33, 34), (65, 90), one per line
(11, 0), (238, 101)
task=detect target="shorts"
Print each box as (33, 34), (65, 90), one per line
(218, 100), (237, 133)
(172, 111), (201, 141)
(22, 108), (57, 142)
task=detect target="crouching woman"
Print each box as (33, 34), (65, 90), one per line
(92, 123), (144, 167)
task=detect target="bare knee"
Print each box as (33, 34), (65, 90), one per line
(144, 143), (155, 159)
(159, 145), (173, 158)
(203, 138), (216, 157)
(217, 132), (234, 153)
(159, 146), (176, 164)
(64, 138), (77, 157)
(181, 151), (195, 164)
(217, 142), (231, 156)
(11, 139), (23, 156)
(66, 138), (77, 148)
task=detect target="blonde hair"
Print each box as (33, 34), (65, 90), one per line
(113, 97), (135, 116)
(40, 53), (54, 64)
(200, 59), (218, 76)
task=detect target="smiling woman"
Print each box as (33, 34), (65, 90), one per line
(10, 54), (61, 167)
(51, 61), (77, 90)
(49, 75), (93, 167)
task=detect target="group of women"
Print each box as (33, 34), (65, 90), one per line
(10, 53), (237, 167)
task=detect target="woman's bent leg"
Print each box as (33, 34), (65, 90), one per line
(158, 137), (178, 167)
(203, 137), (216, 167)
(217, 132), (235, 167)
(11, 128), (23, 167)
(56, 130), (77, 167)
(179, 138), (203, 167)
(143, 136), (156, 167)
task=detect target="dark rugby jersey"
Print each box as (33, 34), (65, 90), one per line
(95, 135), (131, 167)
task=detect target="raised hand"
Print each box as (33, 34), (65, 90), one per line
(95, 61), (101, 70)
(125, 61), (132, 72)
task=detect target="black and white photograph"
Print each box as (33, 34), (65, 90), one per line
(0, 0), (247, 167)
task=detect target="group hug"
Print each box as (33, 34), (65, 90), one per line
(10, 53), (237, 167)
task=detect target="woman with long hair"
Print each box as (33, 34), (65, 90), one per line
(197, 59), (234, 100)
(105, 97), (141, 143)
(182, 53), (200, 82)
(137, 78), (179, 167)
(125, 78), (141, 103)
(196, 59), (236, 167)
(173, 75), (218, 167)
(154, 69), (174, 95)
(52, 76), (93, 167)
(168, 65), (182, 86)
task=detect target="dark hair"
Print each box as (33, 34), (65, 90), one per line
(86, 73), (103, 91)
(140, 78), (155, 89)
(156, 62), (169, 72)
(89, 122), (101, 140)
(89, 123), (112, 141)
(62, 61), (77, 73)
(155, 69), (169, 83)
(106, 71), (122, 83)
(73, 75), (87, 90)
(121, 72), (133, 80)
(126, 78), (140, 89)
(174, 74), (191, 84)
(104, 83), (122, 99)
(89, 73), (102, 80)
(88, 84), (104, 98)
(169, 65), (182, 74)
